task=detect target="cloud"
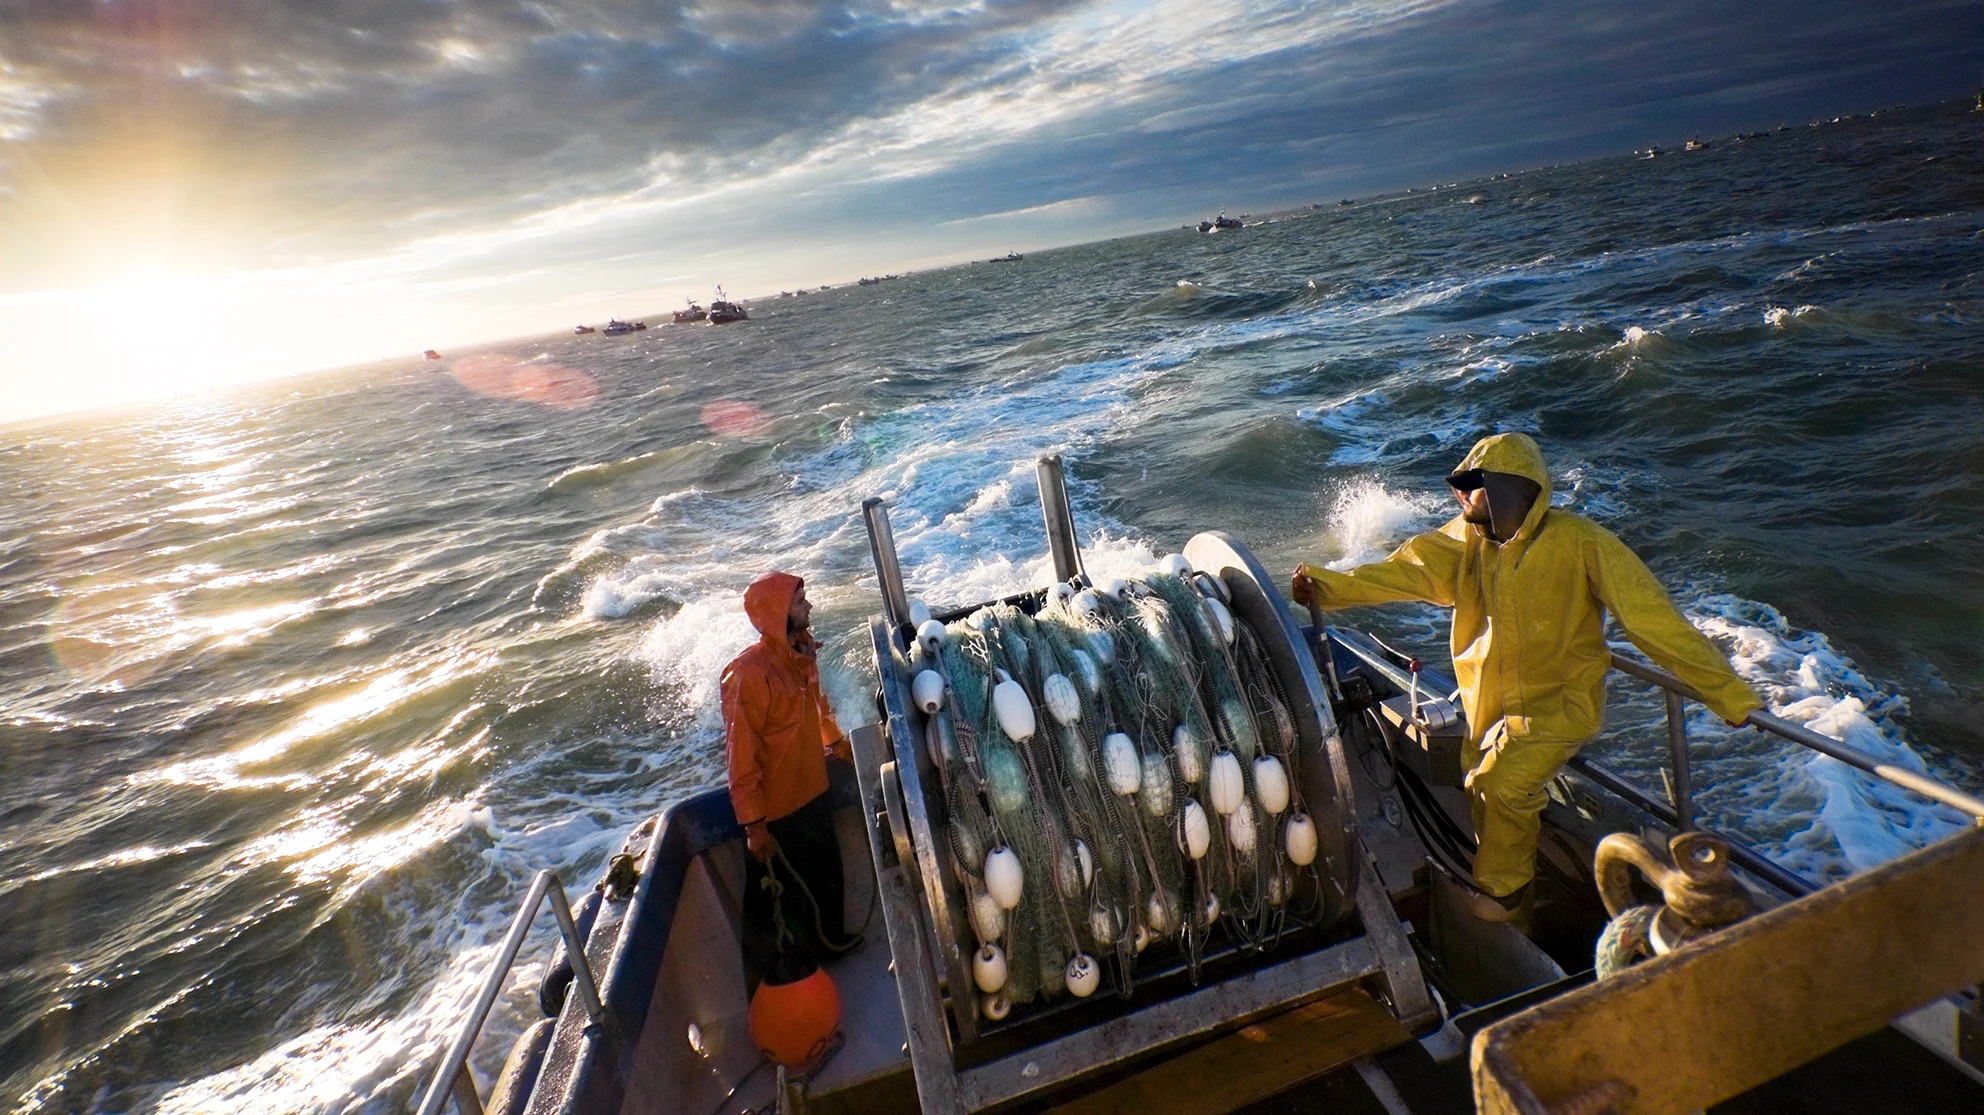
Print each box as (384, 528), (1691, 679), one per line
(941, 194), (1111, 227)
(1, 0), (1980, 422)
(0, 1), (1089, 276)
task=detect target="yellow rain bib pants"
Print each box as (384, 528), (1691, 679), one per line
(1297, 433), (1761, 898)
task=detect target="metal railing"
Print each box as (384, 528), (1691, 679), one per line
(1606, 646), (1984, 830)
(415, 870), (605, 1115)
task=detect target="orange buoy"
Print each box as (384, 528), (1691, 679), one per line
(748, 956), (840, 1070)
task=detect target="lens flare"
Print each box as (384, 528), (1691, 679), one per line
(451, 353), (599, 410)
(701, 400), (771, 438)
(46, 574), (172, 687)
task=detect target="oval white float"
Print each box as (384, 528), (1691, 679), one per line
(992, 678), (1036, 743)
(1227, 805), (1258, 854)
(912, 669), (946, 713)
(1043, 673), (1081, 725)
(917, 618), (948, 655)
(1253, 755), (1290, 815)
(1286, 812), (1318, 867)
(1209, 750), (1245, 815)
(1065, 954), (1101, 998)
(985, 846), (1024, 909)
(1103, 733), (1141, 796)
(973, 943), (1008, 993)
(1182, 801), (1211, 860)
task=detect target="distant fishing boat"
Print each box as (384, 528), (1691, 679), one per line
(707, 286), (748, 324)
(422, 349), (442, 360)
(602, 319), (646, 336)
(987, 251), (1022, 263)
(573, 325), (596, 335)
(1199, 212), (1244, 232)
(1685, 137), (1709, 151)
(673, 300), (707, 324)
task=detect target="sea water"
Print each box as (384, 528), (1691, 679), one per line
(3, 101), (1982, 1111)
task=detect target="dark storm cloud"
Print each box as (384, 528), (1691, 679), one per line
(803, 0), (1984, 235)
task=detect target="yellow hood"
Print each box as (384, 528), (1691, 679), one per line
(1450, 432), (1552, 541)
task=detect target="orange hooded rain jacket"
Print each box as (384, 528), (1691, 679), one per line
(722, 572), (850, 827)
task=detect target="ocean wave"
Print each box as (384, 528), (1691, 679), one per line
(637, 594), (763, 733)
(1130, 279), (1206, 314)
(1762, 303), (1821, 327)
(577, 554), (685, 621)
(545, 444), (706, 492)
(1609, 324), (1663, 349)
(1690, 594), (1972, 881)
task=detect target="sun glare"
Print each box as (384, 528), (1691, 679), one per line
(96, 267), (242, 392)
(4, 262), (374, 421)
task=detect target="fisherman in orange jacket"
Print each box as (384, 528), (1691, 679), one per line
(722, 571), (854, 988)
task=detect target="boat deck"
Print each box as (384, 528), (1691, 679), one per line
(620, 805), (910, 1115)
(612, 797), (1434, 1115)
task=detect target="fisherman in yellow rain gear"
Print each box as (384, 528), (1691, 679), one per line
(1292, 433), (1762, 922)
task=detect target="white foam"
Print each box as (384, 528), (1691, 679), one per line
(1688, 594), (1971, 880)
(151, 787), (648, 1114)
(580, 556), (680, 620)
(1319, 479), (1446, 570)
(637, 594), (762, 732)
(1762, 303), (1820, 327)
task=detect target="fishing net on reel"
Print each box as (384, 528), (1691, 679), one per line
(1032, 609), (1148, 978)
(914, 562), (1330, 1020)
(1136, 573), (1283, 944)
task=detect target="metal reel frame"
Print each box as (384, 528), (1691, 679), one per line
(854, 458), (1426, 1114)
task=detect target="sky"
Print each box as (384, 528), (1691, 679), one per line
(1, 0), (1979, 426)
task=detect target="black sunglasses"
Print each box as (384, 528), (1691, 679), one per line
(1447, 469), (1486, 492)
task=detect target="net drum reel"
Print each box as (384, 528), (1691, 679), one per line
(854, 457), (1429, 1112)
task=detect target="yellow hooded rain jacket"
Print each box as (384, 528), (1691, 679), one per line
(1297, 433), (1760, 752)
(1297, 434), (1761, 896)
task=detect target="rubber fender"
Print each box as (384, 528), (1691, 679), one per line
(537, 887), (604, 1017)
(488, 1016), (555, 1115)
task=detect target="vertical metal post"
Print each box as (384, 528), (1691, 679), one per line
(862, 497), (911, 632)
(1305, 601), (1343, 698)
(1664, 689), (1695, 830)
(1035, 455), (1086, 585)
(549, 884), (605, 1025)
(416, 870), (603, 1115)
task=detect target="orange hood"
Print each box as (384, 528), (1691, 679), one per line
(744, 571), (803, 656)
